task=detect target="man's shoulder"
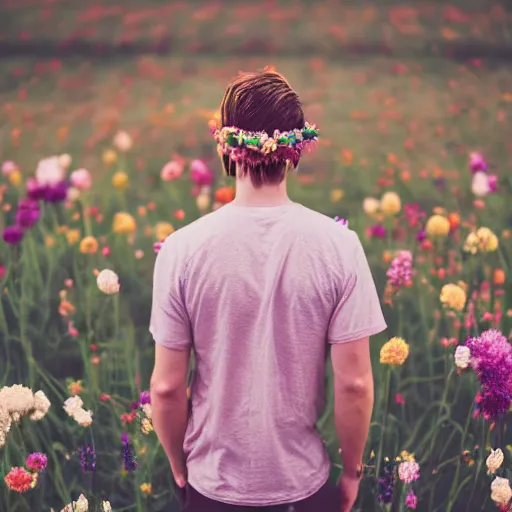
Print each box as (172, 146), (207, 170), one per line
(294, 204), (360, 247)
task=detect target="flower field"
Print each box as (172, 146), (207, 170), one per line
(0, 1), (512, 511)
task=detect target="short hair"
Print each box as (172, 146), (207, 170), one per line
(219, 70), (305, 187)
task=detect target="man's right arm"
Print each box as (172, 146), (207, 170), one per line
(331, 337), (374, 511)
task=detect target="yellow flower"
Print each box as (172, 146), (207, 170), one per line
(380, 191), (401, 216)
(425, 214), (451, 237)
(65, 229), (81, 246)
(380, 337), (409, 365)
(102, 149), (118, 165)
(8, 170), (22, 187)
(464, 227), (499, 254)
(79, 236), (99, 254)
(155, 221), (174, 241)
(141, 417), (153, 435)
(140, 483), (152, 495)
(440, 283), (466, 311)
(113, 212), (136, 234)
(400, 451), (415, 462)
(330, 188), (344, 203)
(112, 171), (129, 190)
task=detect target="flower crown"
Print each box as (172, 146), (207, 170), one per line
(212, 122), (319, 163)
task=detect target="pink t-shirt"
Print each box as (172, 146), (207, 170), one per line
(150, 201), (387, 507)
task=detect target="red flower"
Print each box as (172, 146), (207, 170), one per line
(395, 393), (406, 406)
(4, 467), (33, 493)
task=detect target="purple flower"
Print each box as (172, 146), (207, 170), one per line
(26, 452), (48, 472)
(466, 329), (512, 420)
(386, 250), (413, 288)
(369, 224), (387, 239)
(16, 199), (40, 228)
(405, 489), (418, 509)
(2, 225), (24, 245)
(416, 230), (426, 241)
(139, 391), (151, 405)
(469, 152), (487, 173)
(377, 461), (396, 504)
(78, 444), (96, 472)
(488, 174), (498, 192)
(121, 433), (138, 472)
(43, 180), (68, 203)
(26, 178), (47, 201)
(334, 216), (348, 227)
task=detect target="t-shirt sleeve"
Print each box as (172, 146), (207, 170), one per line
(149, 235), (192, 350)
(327, 234), (387, 344)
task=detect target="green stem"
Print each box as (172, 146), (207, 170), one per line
(376, 368), (392, 478)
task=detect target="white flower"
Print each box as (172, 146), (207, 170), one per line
(0, 404), (12, 446)
(97, 269), (120, 295)
(102, 501), (112, 512)
(74, 494), (89, 512)
(73, 409), (93, 427)
(113, 131), (133, 152)
(142, 403), (152, 420)
(0, 384), (35, 417)
(471, 171), (491, 197)
(454, 346), (471, 370)
(58, 154), (72, 169)
(63, 396), (84, 417)
(486, 448), (504, 475)
(362, 197), (380, 215)
(490, 477), (512, 506)
(196, 192), (211, 212)
(35, 156), (65, 186)
(30, 390), (51, 420)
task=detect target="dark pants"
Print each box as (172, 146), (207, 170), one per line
(178, 481), (340, 512)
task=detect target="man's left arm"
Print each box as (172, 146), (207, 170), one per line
(150, 344), (190, 488)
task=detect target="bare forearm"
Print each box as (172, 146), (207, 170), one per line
(151, 388), (189, 467)
(334, 380), (374, 477)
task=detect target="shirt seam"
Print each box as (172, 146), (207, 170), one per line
(328, 320), (388, 344)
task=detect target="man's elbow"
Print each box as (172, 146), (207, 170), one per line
(335, 376), (374, 400)
(150, 377), (185, 400)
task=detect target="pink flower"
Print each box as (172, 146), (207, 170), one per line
(161, 160), (183, 182)
(395, 393), (406, 405)
(2, 161), (17, 176)
(190, 159), (213, 187)
(398, 461), (420, 483)
(68, 321), (79, 337)
(70, 169), (92, 191)
(405, 489), (418, 509)
(153, 242), (163, 254)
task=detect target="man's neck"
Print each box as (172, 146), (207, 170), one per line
(232, 178), (291, 207)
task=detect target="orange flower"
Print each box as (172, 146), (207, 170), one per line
(79, 236), (99, 254)
(214, 187), (235, 204)
(494, 269), (505, 286)
(448, 212), (460, 230)
(59, 300), (75, 317)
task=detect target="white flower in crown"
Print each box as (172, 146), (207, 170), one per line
(97, 269), (120, 295)
(262, 138), (277, 154)
(294, 129), (303, 141)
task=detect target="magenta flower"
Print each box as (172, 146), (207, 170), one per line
(15, 199), (40, 228)
(190, 159), (213, 187)
(153, 242), (163, 254)
(466, 329), (512, 420)
(2, 225), (24, 245)
(386, 250), (413, 288)
(469, 152), (487, 173)
(405, 489), (418, 509)
(369, 224), (387, 239)
(26, 452), (48, 472)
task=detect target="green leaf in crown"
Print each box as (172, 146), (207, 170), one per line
(226, 133), (238, 147)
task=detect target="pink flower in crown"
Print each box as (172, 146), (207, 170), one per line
(190, 159), (213, 187)
(153, 242), (163, 254)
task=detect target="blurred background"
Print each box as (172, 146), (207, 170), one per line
(1, 1), (512, 511)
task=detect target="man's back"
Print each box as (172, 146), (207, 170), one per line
(150, 201), (386, 507)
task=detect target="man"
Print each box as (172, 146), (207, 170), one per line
(150, 70), (387, 512)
